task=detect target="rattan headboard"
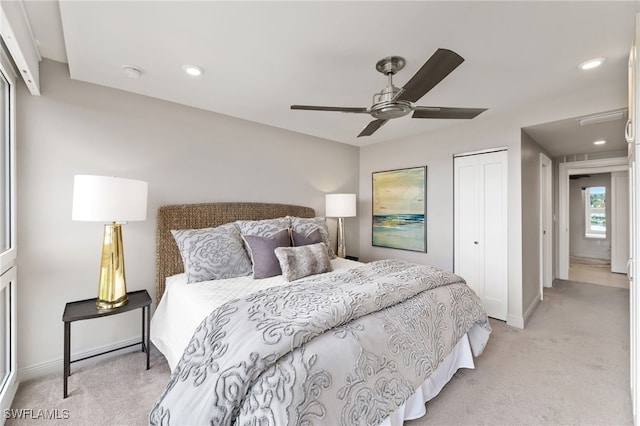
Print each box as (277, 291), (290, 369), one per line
(155, 202), (315, 303)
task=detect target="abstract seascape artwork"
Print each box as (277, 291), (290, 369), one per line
(372, 166), (426, 252)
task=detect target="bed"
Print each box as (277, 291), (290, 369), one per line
(149, 202), (491, 426)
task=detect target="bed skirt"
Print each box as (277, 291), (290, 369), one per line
(381, 324), (488, 426)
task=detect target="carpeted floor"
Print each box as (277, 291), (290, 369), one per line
(8, 279), (632, 425)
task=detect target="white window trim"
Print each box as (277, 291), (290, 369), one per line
(0, 40), (17, 415)
(0, 44), (15, 275)
(584, 187), (607, 239)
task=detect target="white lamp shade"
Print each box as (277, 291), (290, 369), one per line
(325, 193), (356, 218)
(72, 175), (148, 222)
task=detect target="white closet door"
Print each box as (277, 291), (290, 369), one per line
(628, 13), (639, 421)
(454, 150), (508, 320)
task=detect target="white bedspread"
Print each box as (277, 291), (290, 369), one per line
(150, 258), (489, 425)
(151, 257), (362, 371)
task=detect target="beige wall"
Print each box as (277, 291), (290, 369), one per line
(520, 130), (553, 322)
(16, 59), (359, 378)
(358, 116), (525, 327)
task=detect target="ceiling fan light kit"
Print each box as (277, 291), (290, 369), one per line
(291, 49), (487, 137)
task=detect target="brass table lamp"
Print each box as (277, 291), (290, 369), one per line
(72, 175), (148, 309)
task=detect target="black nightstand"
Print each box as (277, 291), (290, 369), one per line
(345, 255), (359, 261)
(62, 289), (151, 398)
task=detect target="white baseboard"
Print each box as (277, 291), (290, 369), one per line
(506, 294), (542, 330)
(18, 337), (143, 383)
(523, 295), (541, 327)
(506, 314), (524, 329)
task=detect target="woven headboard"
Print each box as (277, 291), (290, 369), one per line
(155, 202), (315, 303)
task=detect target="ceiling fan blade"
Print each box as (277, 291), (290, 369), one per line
(358, 119), (388, 137)
(396, 49), (465, 103)
(412, 106), (487, 119)
(291, 105), (369, 113)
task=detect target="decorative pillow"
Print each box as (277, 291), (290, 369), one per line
(292, 228), (322, 247)
(242, 228), (291, 279)
(274, 243), (332, 282)
(235, 217), (290, 238)
(171, 224), (252, 283)
(287, 216), (336, 259)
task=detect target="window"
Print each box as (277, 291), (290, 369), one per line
(584, 186), (606, 239)
(0, 45), (16, 413)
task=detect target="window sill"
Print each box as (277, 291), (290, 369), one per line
(584, 234), (606, 240)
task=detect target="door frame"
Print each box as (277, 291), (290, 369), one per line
(539, 153), (553, 299)
(558, 157), (628, 279)
(611, 171), (630, 273)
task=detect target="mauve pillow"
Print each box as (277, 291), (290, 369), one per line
(292, 228), (322, 247)
(274, 243), (332, 282)
(287, 216), (336, 259)
(242, 228), (291, 279)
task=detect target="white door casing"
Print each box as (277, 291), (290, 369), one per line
(625, 13), (637, 421)
(557, 157), (629, 280)
(539, 153), (553, 298)
(611, 171), (630, 274)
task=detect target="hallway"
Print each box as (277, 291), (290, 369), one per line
(568, 255), (629, 289)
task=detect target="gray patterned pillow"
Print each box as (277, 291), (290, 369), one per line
(274, 243), (332, 282)
(171, 224), (252, 283)
(287, 216), (336, 259)
(234, 217), (290, 238)
(242, 229), (291, 279)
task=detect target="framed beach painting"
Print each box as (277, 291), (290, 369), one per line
(372, 166), (426, 252)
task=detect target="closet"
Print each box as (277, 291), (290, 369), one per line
(454, 149), (508, 320)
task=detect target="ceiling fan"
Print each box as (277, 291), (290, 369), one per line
(291, 49), (487, 137)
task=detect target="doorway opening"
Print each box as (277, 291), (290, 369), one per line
(558, 157), (629, 288)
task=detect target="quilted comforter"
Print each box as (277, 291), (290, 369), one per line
(149, 259), (490, 426)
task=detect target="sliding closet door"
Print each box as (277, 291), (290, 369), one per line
(454, 150), (508, 320)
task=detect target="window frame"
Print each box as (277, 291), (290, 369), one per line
(0, 41), (17, 414)
(584, 186), (607, 239)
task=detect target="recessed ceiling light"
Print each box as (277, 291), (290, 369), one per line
(183, 65), (203, 76)
(122, 65), (143, 79)
(593, 140), (607, 145)
(578, 57), (606, 70)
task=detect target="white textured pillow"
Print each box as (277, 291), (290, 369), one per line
(234, 217), (290, 238)
(274, 243), (332, 282)
(171, 224), (252, 283)
(287, 216), (336, 259)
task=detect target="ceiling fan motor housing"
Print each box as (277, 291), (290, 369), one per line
(371, 83), (412, 119)
(371, 100), (412, 119)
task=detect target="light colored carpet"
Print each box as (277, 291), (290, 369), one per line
(408, 279), (632, 425)
(8, 279), (632, 426)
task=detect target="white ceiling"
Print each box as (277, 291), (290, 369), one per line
(21, 1), (640, 153)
